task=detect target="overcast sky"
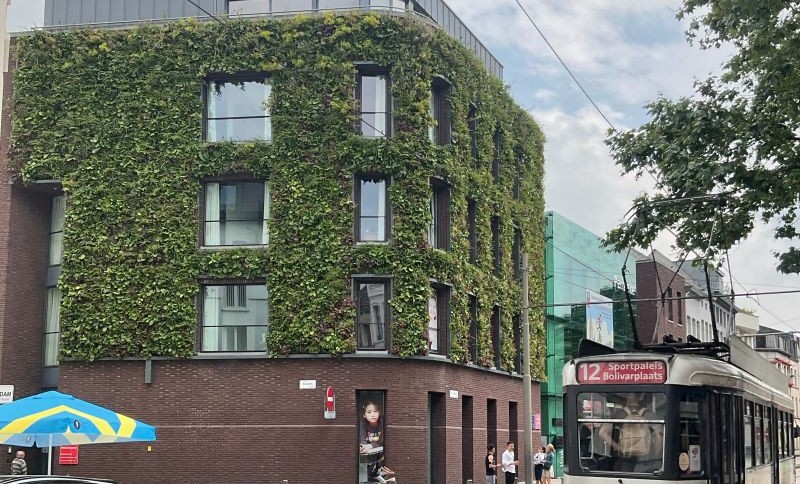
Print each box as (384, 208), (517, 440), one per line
(7, 0), (799, 331)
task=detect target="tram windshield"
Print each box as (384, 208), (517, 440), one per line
(577, 392), (666, 474)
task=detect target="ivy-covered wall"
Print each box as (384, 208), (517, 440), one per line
(10, 12), (546, 377)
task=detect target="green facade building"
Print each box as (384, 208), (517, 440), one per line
(542, 211), (637, 476)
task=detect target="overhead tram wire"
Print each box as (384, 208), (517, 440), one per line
(513, 0), (616, 132)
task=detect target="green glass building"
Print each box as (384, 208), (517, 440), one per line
(542, 212), (637, 476)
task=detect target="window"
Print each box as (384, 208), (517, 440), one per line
(429, 77), (451, 145)
(755, 404), (763, 465)
(492, 128), (501, 183)
(427, 284), (450, 355)
(745, 402), (753, 467)
(356, 66), (391, 138)
(666, 288), (674, 321)
(428, 180), (450, 250)
(355, 174), (389, 242)
(764, 407), (772, 463)
(43, 288), (61, 367)
(678, 393), (704, 476)
(491, 305), (501, 368)
(467, 199), (477, 264)
(491, 216), (501, 276)
(676, 291), (683, 325)
(49, 195), (65, 266)
(203, 180), (269, 246)
(514, 149), (522, 200)
(512, 227), (522, 281)
(355, 279), (389, 350)
(468, 104), (478, 167)
(512, 313), (520, 373)
(469, 295), (478, 363)
(205, 76), (271, 142)
(201, 282), (268, 352)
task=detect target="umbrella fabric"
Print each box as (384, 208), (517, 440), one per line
(0, 390), (156, 447)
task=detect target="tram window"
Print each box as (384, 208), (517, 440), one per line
(720, 395), (731, 484)
(764, 407), (772, 463)
(679, 394), (704, 476)
(577, 392), (666, 474)
(755, 404), (763, 465)
(744, 402), (753, 468)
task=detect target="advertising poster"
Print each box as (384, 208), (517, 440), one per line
(586, 290), (613, 347)
(358, 390), (396, 484)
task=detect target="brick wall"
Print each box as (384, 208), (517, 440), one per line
(58, 358), (541, 484)
(635, 259), (687, 345)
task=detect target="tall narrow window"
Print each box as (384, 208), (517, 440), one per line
(491, 305), (501, 368)
(428, 180), (450, 250)
(43, 287), (61, 367)
(491, 216), (501, 276)
(201, 281), (268, 352)
(203, 180), (269, 246)
(429, 77), (451, 145)
(428, 284), (450, 355)
(667, 288), (674, 321)
(514, 149), (522, 200)
(512, 227), (522, 281)
(492, 128), (501, 183)
(357, 66), (391, 138)
(469, 295), (478, 363)
(676, 291), (683, 325)
(49, 195), (65, 266)
(355, 279), (389, 350)
(467, 199), (477, 264)
(205, 77), (271, 142)
(468, 104), (478, 167)
(355, 174), (389, 242)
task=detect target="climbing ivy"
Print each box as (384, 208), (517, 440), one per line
(11, 12), (546, 377)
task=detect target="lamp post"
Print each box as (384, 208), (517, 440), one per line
(522, 253), (534, 484)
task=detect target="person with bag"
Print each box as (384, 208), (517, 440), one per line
(533, 446), (546, 484)
(543, 444), (555, 484)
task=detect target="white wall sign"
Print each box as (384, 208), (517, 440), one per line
(299, 380), (317, 390)
(449, 389), (459, 399)
(0, 385), (13, 404)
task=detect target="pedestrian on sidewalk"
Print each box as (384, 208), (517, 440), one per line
(543, 444), (555, 484)
(533, 446), (546, 484)
(486, 444), (499, 484)
(502, 441), (520, 483)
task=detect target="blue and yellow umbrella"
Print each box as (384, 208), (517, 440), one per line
(0, 391), (156, 473)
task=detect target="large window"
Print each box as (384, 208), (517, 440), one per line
(355, 175), (389, 242)
(468, 295), (478, 363)
(512, 227), (522, 281)
(428, 180), (450, 250)
(357, 67), (391, 138)
(491, 305), (501, 368)
(491, 216), (501, 276)
(355, 280), (389, 351)
(576, 392), (666, 474)
(201, 282), (268, 352)
(468, 104), (478, 167)
(43, 287), (61, 367)
(745, 402), (753, 467)
(203, 180), (269, 246)
(678, 393), (704, 476)
(429, 78), (451, 145)
(205, 77), (271, 142)
(428, 284), (450, 355)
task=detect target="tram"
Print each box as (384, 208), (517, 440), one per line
(562, 339), (795, 484)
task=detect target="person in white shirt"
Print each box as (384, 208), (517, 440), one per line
(533, 446), (547, 484)
(501, 441), (519, 483)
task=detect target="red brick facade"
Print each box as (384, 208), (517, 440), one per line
(635, 258), (687, 345)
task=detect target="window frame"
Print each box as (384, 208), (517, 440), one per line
(354, 173), (391, 243)
(467, 199), (477, 264)
(492, 128), (501, 183)
(429, 76), (452, 145)
(355, 64), (392, 138)
(491, 215), (501, 276)
(354, 277), (391, 352)
(200, 176), (270, 248)
(428, 282), (451, 356)
(468, 104), (479, 168)
(428, 178), (451, 251)
(203, 73), (272, 143)
(491, 304), (501, 368)
(468, 294), (478, 364)
(198, 278), (269, 353)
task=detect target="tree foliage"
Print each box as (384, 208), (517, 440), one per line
(604, 0), (800, 273)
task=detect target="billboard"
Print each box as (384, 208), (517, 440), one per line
(586, 290), (613, 347)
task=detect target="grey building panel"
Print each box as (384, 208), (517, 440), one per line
(44, 0), (55, 26)
(138, 0), (155, 19)
(95, 0), (111, 23)
(80, 0), (95, 22)
(124, 0), (140, 20)
(152, 0), (171, 19)
(168, 0), (185, 17)
(109, 0), (125, 21)
(64, 0), (81, 24)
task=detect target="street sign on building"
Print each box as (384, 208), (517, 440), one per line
(0, 385), (13, 404)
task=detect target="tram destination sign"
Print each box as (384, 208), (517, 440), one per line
(577, 360), (667, 384)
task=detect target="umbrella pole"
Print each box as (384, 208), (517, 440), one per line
(48, 434), (53, 475)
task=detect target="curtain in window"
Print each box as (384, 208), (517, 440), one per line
(205, 183), (221, 245)
(262, 183), (270, 245)
(203, 285), (222, 351)
(43, 288), (61, 366)
(49, 195), (66, 266)
(428, 90), (436, 142)
(428, 296), (438, 352)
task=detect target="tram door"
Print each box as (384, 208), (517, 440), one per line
(710, 393), (744, 484)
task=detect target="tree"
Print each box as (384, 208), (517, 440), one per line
(604, 0), (800, 274)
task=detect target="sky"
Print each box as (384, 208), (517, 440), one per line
(6, 0), (799, 331)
